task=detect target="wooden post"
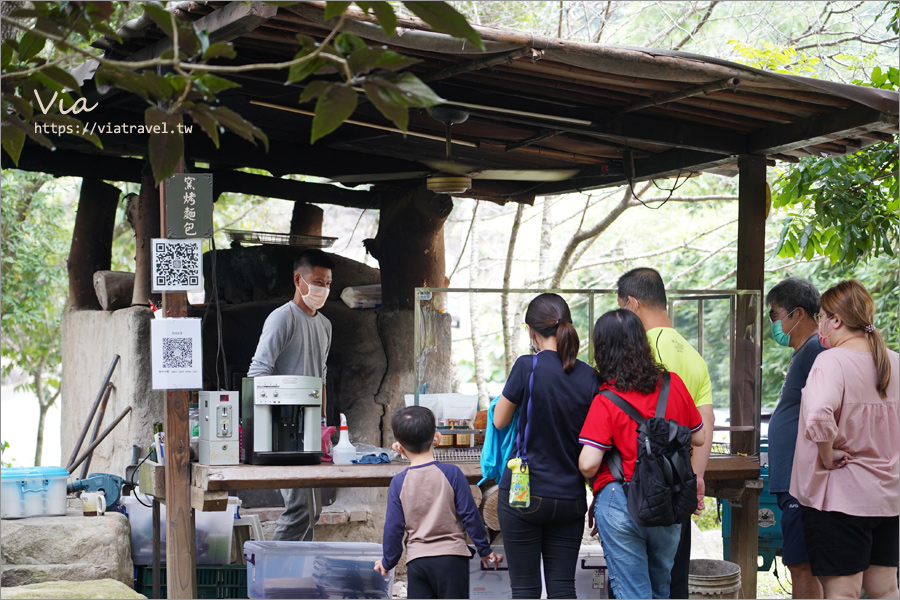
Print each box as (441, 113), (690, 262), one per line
(289, 202), (324, 236)
(93, 271), (136, 310)
(67, 179), (121, 310)
(730, 480), (763, 600)
(732, 154), (767, 600)
(363, 185), (451, 310)
(734, 154), (766, 454)
(128, 164), (162, 307)
(160, 160), (198, 599)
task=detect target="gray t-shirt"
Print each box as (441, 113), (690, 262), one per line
(767, 333), (825, 493)
(247, 301), (331, 381)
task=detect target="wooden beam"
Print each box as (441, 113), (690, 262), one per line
(535, 148), (735, 195)
(126, 1), (278, 64)
(430, 86), (748, 155)
(137, 459), (229, 511)
(5, 146), (379, 209)
(420, 47), (532, 82)
(748, 104), (899, 155)
(210, 170), (379, 209)
(704, 455), (761, 481)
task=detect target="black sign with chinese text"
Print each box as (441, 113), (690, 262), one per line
(165, 174), (213, 238)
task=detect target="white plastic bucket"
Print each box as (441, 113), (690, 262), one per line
(689, 559), (742, 599)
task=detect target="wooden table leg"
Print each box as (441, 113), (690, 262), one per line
(728, 479), (763, 599)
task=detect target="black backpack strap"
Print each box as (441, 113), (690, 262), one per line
(654, 372), (671, 418)
(600, 389), (645, 424)
(600, 389), (644, 485)
(607, 449), (625, 484)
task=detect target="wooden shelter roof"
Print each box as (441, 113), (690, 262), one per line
(10, 1), (899, 205)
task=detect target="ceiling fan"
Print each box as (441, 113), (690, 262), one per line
(331, 106), (579, 194)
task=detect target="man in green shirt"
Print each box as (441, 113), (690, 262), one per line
(617, 267), (715, 600)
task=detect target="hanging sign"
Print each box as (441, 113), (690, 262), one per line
(151, 238), (203, 293)
(151, 318), (203, 390)
(165, 173), (213, 238)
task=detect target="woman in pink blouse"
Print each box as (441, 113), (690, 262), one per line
(790, 279), (899, 599)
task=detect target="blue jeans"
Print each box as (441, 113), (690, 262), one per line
(497, 488), (587, 599)
(595, 482), (682, 599)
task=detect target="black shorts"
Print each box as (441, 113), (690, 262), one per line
(776, 492), (810, 565)
(800, 506), (899, 577)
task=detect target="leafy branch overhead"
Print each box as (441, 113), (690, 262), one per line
(771, 65), (899, 266)
(0, 1), (482, 181)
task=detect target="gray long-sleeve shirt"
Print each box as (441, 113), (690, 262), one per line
(247, 301), (331, 381)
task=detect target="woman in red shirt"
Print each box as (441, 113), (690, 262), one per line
(579, 309), (705, 599)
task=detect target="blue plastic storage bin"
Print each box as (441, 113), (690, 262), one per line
(1, 466), (69, 519)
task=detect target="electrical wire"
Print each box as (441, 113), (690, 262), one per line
(129, 448), (156, 508)
(628, 167), (691, 209)
(333, 208), (368, 254)
(210, 235), (227, 390)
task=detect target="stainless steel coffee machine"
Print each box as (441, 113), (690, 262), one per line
(241, 375), (323, 465)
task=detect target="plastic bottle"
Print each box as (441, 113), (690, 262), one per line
(332, 413), (356, 465)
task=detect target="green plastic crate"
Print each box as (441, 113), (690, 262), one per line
(135, 564), (247, 599)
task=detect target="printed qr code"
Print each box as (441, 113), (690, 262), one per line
(162, 337), (193, 369)
(154, 240), (201, 289)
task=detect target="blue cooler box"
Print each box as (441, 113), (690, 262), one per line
(721, 438), (783, 571)
(244, 541), (392, 599)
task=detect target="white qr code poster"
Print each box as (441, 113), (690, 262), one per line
(151, 318), (202, 390)
(151, 238), (203, 292)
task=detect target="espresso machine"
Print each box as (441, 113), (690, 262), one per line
(241, 376), (323, 465)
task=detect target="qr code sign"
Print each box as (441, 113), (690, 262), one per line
(162, 337), (193, 369)
(152, 239), (202, 292)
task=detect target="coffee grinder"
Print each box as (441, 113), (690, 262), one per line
(241, 375), (323, 465)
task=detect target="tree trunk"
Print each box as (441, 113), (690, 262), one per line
(539, 196), (553, 282)
(33, 374), (48, 467)
(93, 271), (136, 310)
(127, 165), (161, 307)
(468, 203), (489, 409)
(67, 179), (121, 310)
(363, 185), (451, 311)
(290, 202), (324, 236)
(502, 204), (524, 373)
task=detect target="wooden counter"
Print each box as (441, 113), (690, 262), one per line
(192, 461), (484, 491)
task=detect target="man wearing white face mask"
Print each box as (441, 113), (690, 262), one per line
(765, 277), (825, 599)
(248, 248), (334, 541)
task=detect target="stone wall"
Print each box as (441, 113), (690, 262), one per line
(61, 306), (159, 479)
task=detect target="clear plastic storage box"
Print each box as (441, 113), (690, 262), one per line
(120, 493), (238, 565)
(0, 466), (69, 519)
(469, 544), (510, 599)
(469, 544), (609, 599)
(243, 541), (392, 599)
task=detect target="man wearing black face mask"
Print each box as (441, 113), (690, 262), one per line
(765, 277), (825, 599)
(248, 248), (334, 541)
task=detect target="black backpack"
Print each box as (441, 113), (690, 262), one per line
(604, 373), (697, 527)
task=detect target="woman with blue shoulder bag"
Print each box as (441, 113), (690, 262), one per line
(492, 293), (600, 599)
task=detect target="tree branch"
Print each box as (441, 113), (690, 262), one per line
(673, 1), (721, 51)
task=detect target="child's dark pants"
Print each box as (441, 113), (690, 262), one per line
(406, 554), (470, 599)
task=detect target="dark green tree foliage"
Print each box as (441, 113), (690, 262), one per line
(1, 1), (482, 182)
(772, 66), (899, 265)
